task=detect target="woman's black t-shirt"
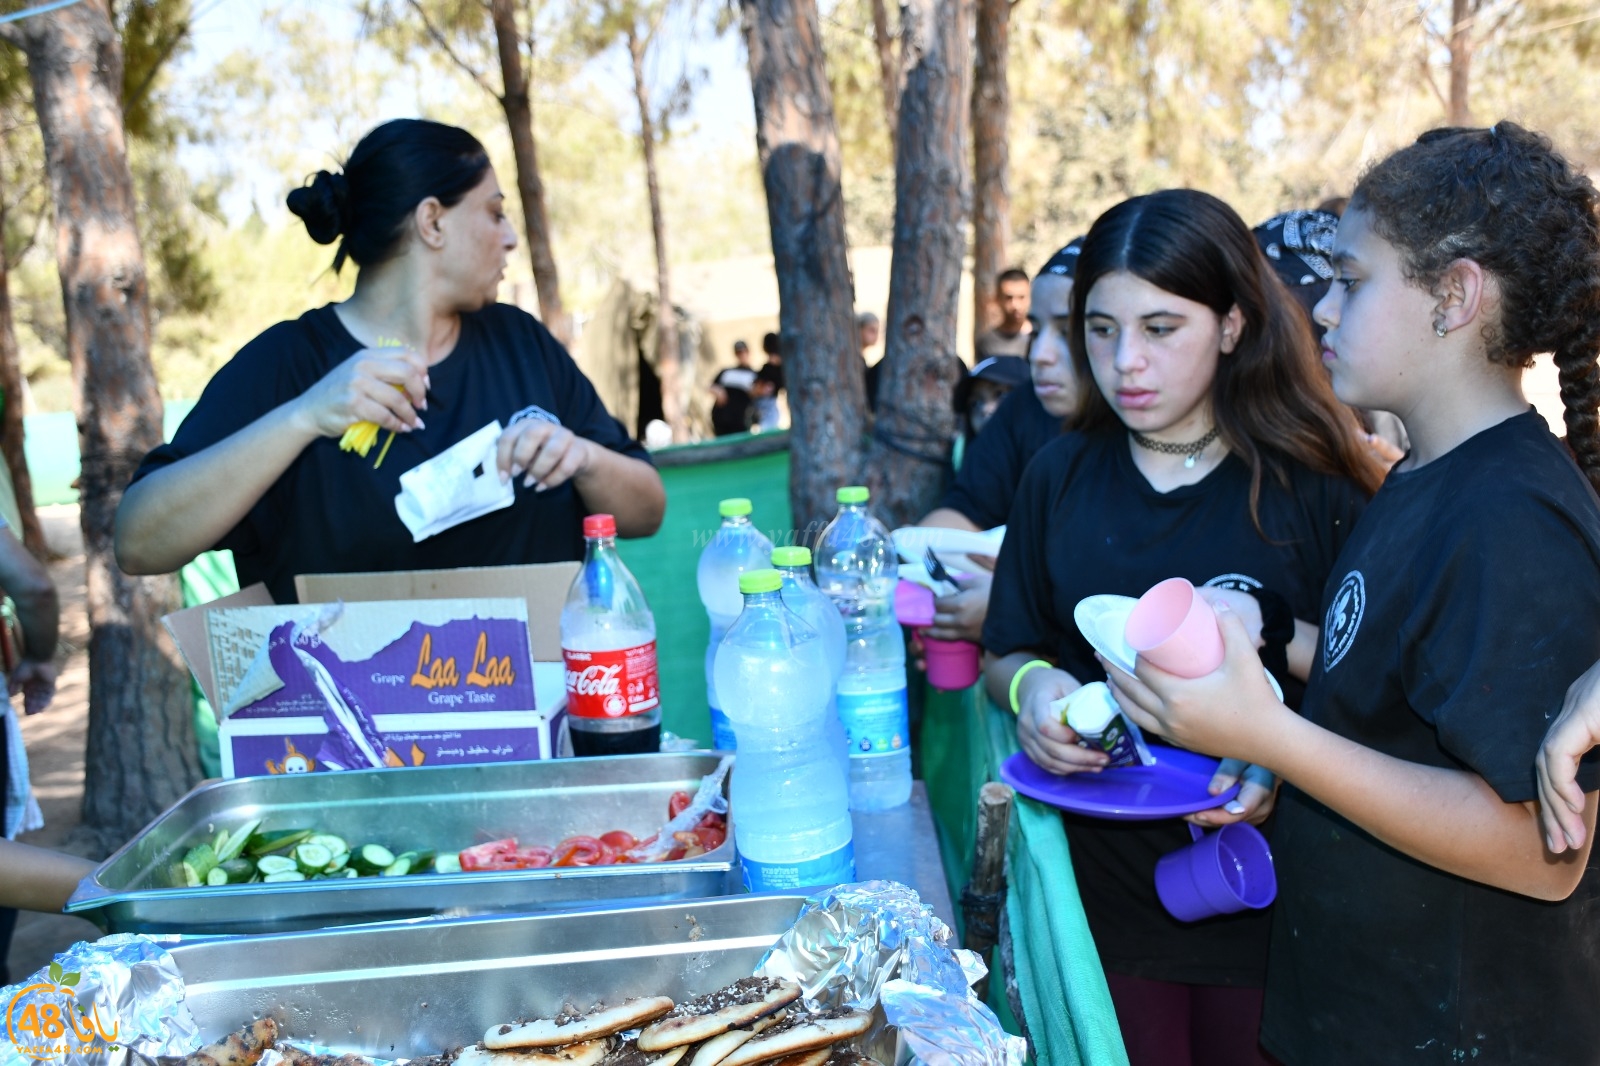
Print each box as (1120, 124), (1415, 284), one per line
(935, 384), (1063, 529)
(984, 430), (1368, 985)
(132, 303), (650, 602)
(1263, 411), (1600, 1065)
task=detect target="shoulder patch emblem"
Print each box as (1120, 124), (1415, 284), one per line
(1324, 571), (1365, 671)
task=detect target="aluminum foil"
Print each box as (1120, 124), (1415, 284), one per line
(0, 934), (200, 1066)
(755, 880), (1025, 1066)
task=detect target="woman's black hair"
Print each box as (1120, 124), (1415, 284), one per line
(1351, 122), (1600, 492)
(1068, 189), (1384, 526)
(286, 118), (492, 272)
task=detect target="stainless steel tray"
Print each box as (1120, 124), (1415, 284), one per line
(67, 754), (736, 935)
(166, 894), (809, 1056)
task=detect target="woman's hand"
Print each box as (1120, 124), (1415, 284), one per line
(290, 346), (429, 439)
(1195, 586), (1264, 648)
(10, 658), (57, 716)
(1015, 667), (1109, 776)
(1187, 757), (1279, 827)
(1537, 659), (1600, 853)
(924, 571), (993, 643)
(496, 419), (595, 491)
(1102, 603), (1292, 768)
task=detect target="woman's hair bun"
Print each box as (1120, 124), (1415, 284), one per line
(287, 170), (351, 245)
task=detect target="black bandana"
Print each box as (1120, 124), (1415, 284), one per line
(1040, 237), (1085, 277)
(1253, 210), (1337, 288)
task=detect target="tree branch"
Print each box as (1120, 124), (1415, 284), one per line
(1418, 50), (1448, 112)
(405, 0), (500, 99)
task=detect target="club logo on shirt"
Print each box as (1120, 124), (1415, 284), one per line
(508, 404), (562, 428)
(1323, 570), (1365, 671)
(1204, 573), (1263, 592)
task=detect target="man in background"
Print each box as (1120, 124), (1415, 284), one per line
(754, 332), (784, 431)
(858, 311), (882, 413)
(975, 268), (1032, 360)
(710, 339), (759, 436)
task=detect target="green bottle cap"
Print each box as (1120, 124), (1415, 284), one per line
(719, 498), (754, 517)
(771, 546), (812, 567)
(836, 486), (870, 504)
(738, 569), (783, 595)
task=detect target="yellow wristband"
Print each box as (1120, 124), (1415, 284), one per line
(1009, 659), (1051, 715)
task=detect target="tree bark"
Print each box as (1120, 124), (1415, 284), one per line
(0, 149), (48, 560)
(864, 0), (972, 530)
(870, 0), (899, 155)
(971, 0), (1011, 349)
(627, 26), (684, 442)
(2, 0), (198, 844)
(741, 0), (866, 537)
(1448, 0), (1474, 126)
(489, 0), (569, 345)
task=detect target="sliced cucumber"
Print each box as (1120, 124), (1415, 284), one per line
(325, 850), (350, 873)
(433, 854), (462, 874)
(180, 843), (218, 887)
(380, 856), (412, 877)
(262, 871), (306, 883)
(390, 849), (435, 875)
(350, 843), (396, 875)
(246, 828), (312, 857)
(205, 866), (230, 887)
(305, 833), (348, 856)
(216, 818), (262, 864)
(219, 858), (256, 884)
(293, 843), (333, 875)
(255, 854), (299, 877)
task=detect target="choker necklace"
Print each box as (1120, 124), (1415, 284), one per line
(1130, 426), (1221, 468)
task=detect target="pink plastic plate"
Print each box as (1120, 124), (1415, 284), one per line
(1000, 743), (1241, 820)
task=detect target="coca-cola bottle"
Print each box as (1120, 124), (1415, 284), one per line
(560, 514), (661, 756)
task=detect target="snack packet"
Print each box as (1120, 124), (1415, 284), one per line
(1050, 681), (1154, 768)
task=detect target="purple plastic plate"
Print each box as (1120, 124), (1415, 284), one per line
(1000, 743), (1240, 820)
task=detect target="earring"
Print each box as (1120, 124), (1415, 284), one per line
(1434, 321), (1448, 338)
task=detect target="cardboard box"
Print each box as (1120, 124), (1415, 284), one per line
(164, 563), (580, 779)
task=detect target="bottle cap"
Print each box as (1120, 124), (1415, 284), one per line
(738, 569), (783, 595)
(771, 546), (812, 567)
(836, 486), (870, 504)
(719, 498), (754, 517)
(583, 514), (617, 538)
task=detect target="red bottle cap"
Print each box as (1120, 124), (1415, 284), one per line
(583, 513), (618, 538)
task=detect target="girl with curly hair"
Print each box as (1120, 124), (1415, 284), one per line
(1109, 122), (1600, 1064)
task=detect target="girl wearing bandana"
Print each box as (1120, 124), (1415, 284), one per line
(1110, 124), (1600, 1064)
(983, 190), (1382, 1065)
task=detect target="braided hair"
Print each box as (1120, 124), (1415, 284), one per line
(1352, 122), (1600, 492)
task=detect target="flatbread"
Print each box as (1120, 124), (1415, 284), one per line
(597, 1040), (689, 1066)
(456, 1041), (610, 1066)
(764, 1052), (830, 1066)
(684, 1014), (784, 1066)
(821, 1054), (883, 1066)
(486, 999), (675, 1050)
(637, 979), (802, 1052)
(717, 1011), (873, 1066)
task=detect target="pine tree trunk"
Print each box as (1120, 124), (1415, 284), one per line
(870, 0), (899, 155)
(1448, 0), (1473, 126)
(628, 28), (684, 442)
(2, 0), (198, 844)
(740, 0), (866, 536)
(0, 157), (48, 560)
(864, 0), (972, 530)
(489, 0), (569, 345)
(971, 0), (1011, 351)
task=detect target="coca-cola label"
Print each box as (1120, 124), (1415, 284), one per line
(562, 642), (660, 718)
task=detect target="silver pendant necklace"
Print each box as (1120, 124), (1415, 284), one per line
(1130, 426), (1221, 468)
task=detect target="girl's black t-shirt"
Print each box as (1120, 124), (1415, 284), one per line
(132, 303), (650, 603)
(935, 384), (1063, 529)
(984, 430), (1368, 985)
(1263, 410), (1600, 1065)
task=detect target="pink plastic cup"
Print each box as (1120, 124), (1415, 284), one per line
(1124, 577), (1224, 678)
(894, 580), (937, 627)
(923, 635), (981, 690)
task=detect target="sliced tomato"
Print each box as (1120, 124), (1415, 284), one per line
(600, 830), (638, 851)
(552, 835), (606, 867)
(665, 845), (687, 861)
(459, 838), (520, 872)
(667, 790), (694, 819)
(513, 845), (553, 869)
(694, 825), (727, 851)
(697, 811), (725, 830)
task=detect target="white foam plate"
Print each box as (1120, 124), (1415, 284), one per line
(891, 525), (1006, 572)
(1073, 593), (1285, 700)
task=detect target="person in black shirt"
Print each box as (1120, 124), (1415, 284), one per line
(116, 120), (664, 602)
(711, 340), (758, 436)
(753, 331), (784, 430)
(1110, 125), (1600, 1065)
(983, 190), (1382, 1066)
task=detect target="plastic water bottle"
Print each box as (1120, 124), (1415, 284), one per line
(772, 545), (849, 779)
(696, 498), (774, 750)
(561, 514), (660, 756)
(814, 486), (913, 810)
(715, 569), (855, 891)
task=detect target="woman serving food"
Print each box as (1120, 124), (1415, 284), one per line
(116, 119), (664, 600)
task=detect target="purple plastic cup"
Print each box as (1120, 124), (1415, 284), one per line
(923, 636), (980, 690)
(1125, 577), (1225, 678)
(894, 580), (937, 626)
(1155, 822), (1277, 922)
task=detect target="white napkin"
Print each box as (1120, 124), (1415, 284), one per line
(394, 421), (515, 542)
